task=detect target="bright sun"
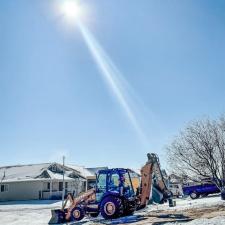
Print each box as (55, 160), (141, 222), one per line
(61, 0), (83, 22)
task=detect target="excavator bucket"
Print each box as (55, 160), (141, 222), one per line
(48, 209), (67, 224)
(48, 191), (95, 224)
(49, 193), (74, 224)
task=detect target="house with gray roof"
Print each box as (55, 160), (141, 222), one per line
(0, 163), (86, 201)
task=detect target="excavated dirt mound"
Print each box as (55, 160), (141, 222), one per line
(133, 205), (225, 225)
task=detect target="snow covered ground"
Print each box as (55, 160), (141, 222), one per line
(0, 200), (61, 225)
(0, 195), (225, 225)
(146, 194), (225, 212)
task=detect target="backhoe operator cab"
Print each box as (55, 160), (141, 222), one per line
(95, 168), (137, 219)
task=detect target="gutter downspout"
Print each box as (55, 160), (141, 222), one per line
(0, 171), (6, 184)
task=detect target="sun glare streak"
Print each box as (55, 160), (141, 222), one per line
(78, 22), (149, 147)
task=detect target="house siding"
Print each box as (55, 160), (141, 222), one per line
(0, 181), (43, 201)
(0, 179), (86, 201)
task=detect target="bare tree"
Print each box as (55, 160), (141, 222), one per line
(167, 116), (225, 190)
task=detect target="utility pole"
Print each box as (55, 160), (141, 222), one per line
(62, 156), (65, 207)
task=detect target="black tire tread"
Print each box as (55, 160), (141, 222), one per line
(71, 206), (85, 221)
(100, 196), (124, 219)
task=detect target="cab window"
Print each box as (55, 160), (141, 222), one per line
(97, 173), (107, 190)
(109, 173), (120, 190)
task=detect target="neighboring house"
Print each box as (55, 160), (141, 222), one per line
(0, 163), (86, 201)
(150, 171), (184, 198)
(68, 165), (108, 190)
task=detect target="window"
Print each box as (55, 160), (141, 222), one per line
(110, 173), (120, 187)
(59, 182), (67, 191)
(96, 173), (107, 202)
(97, 173), (107, 190)
(124, 172), (132, 188)
(51, 165), (57, 172)
(128, 172), (140, 193)
(47, 182), (50, 190)
(59, 182), (63, 191)
(108, 173), (120, 191)
(88, 180), (96, 189)
(1, 184), (9, 192)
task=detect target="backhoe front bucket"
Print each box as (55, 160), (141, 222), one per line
(48, 209), (67, 224)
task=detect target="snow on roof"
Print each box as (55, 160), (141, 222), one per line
(67, 165), (95, 179)
(86, 167), (108, 174)
(46, 170), (74, 181)
(0, 163), (82, 183)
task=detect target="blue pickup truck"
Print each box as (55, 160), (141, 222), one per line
(183, 183), (220, 199)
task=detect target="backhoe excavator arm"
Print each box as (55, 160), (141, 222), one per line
(139, 153), (172, 208)
(139, 160), (153, 207)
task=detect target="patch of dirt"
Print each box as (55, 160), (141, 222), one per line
(134, 205), (225, 225)
(167, 205), (225, 219)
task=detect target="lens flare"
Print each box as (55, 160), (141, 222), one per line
(78, 22), (149, 147)
(60, 0), (83, 23)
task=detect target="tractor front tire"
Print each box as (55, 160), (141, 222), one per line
(71, 206), (85, 221)
(100, 196), (123, 219)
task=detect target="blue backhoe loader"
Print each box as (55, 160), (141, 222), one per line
(49, 153), (173, 224)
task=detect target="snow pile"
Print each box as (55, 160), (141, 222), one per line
(146, 195), (225, 212)
(0, 200), (61, 225)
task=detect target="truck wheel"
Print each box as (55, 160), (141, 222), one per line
(100, 196), (123, 219)
(190, 192), (199, 199)
(71, 206), (85, 221)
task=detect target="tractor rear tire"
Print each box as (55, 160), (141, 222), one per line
(100, 196), (123, 219)
(71, 206), (85, 221)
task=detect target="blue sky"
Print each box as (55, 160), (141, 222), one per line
(0, 0), (225, 169)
